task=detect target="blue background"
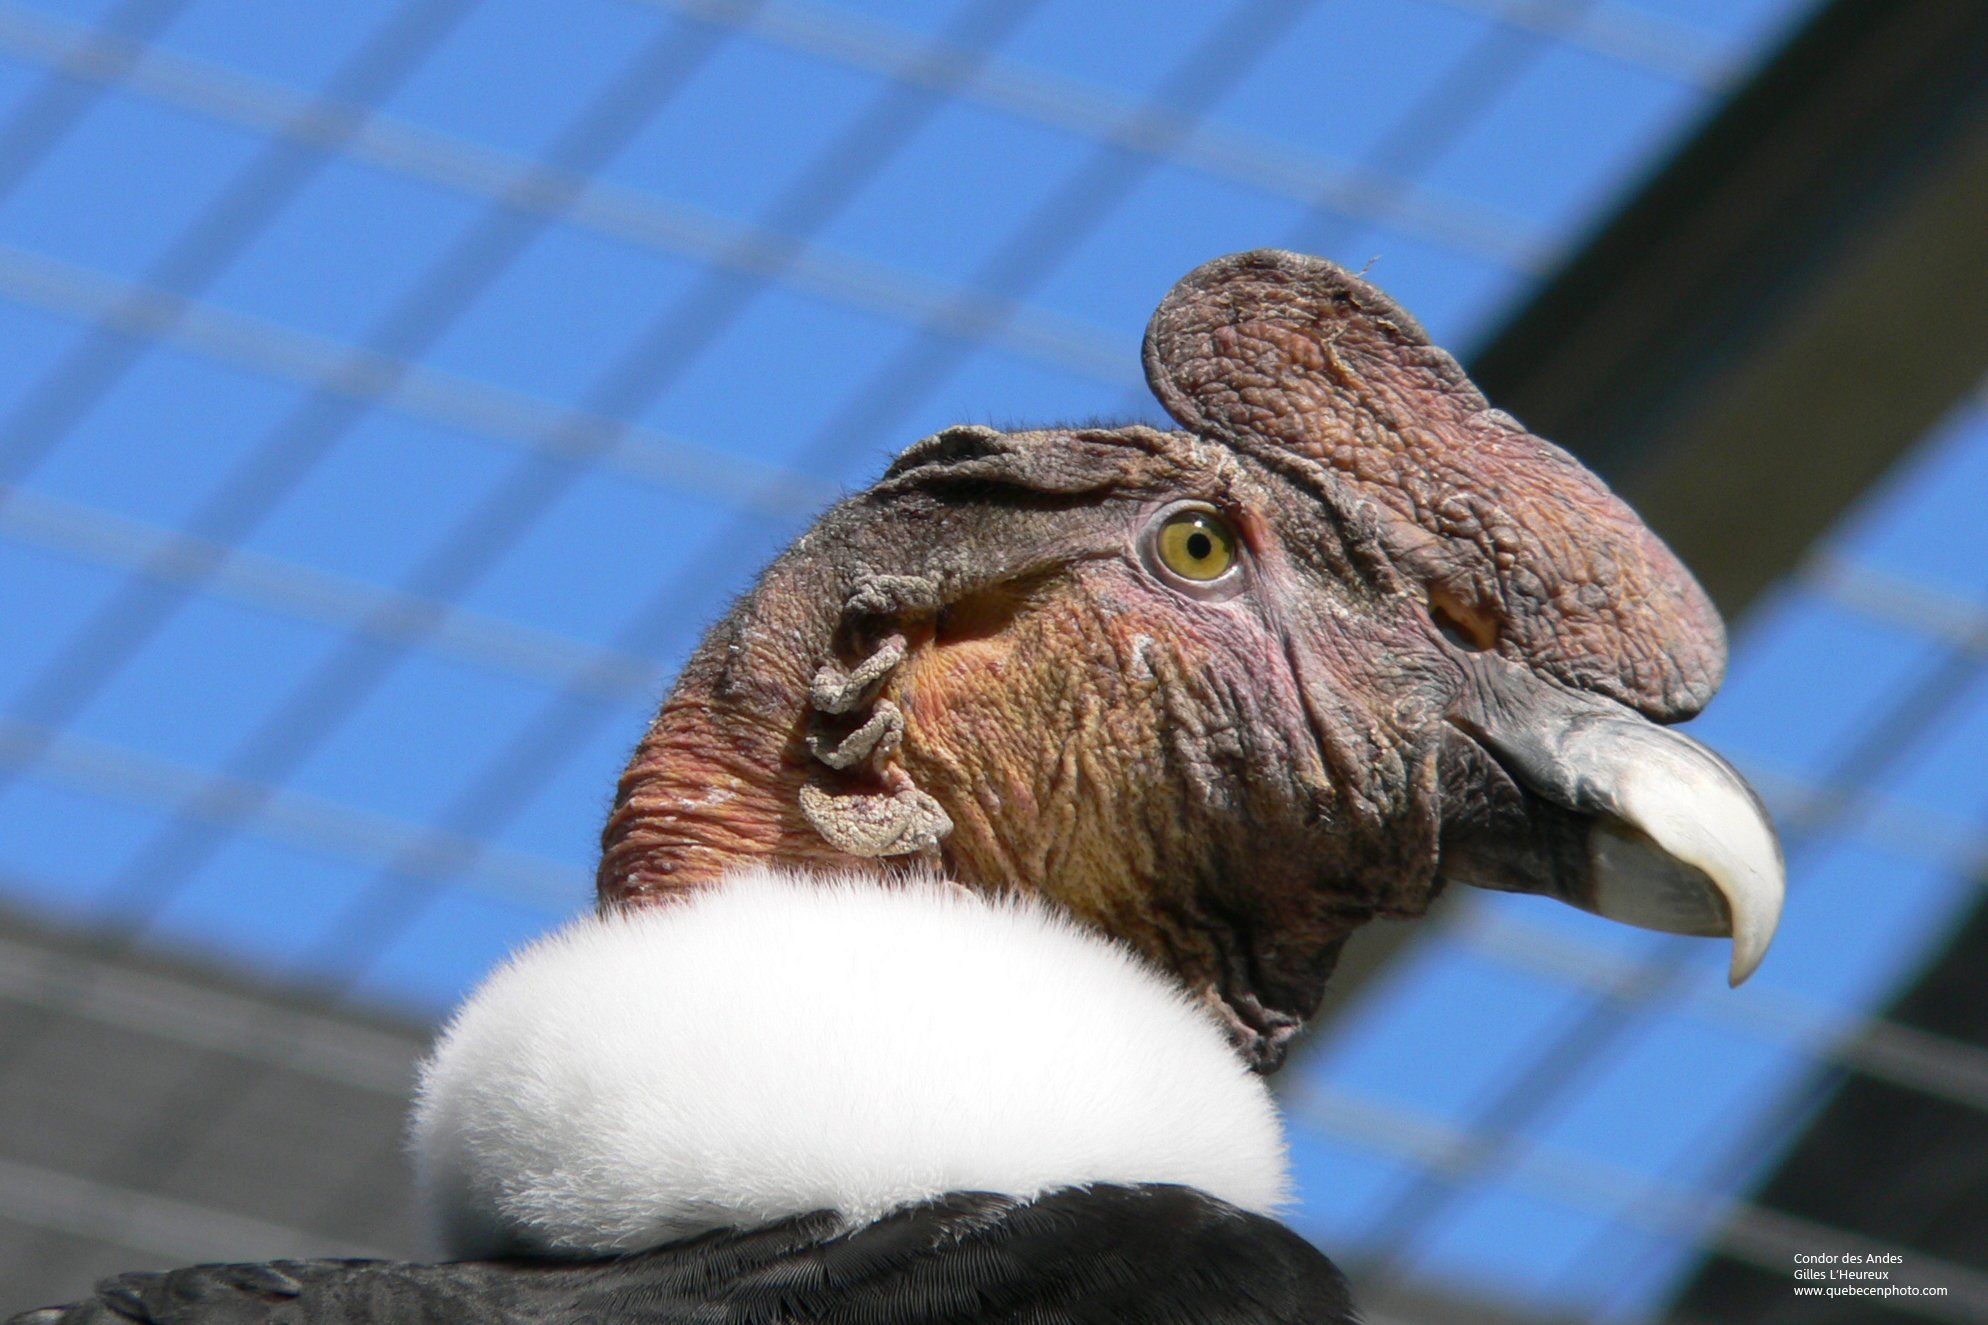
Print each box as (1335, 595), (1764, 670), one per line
(9, 1), (1982, 1319)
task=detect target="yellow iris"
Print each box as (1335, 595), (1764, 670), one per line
(1155, 509), (1238, 581)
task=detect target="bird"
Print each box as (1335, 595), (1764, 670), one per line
(14, 250), (1784, 1324)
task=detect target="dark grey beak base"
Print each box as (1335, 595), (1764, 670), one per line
(1447, 662), (1785, 985)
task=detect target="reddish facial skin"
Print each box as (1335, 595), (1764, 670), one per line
(598, 252), (1730, 1071)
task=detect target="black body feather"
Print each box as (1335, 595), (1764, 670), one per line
(11, 1185), (1356, 1325)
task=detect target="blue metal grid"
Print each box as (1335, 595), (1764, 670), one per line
(13, 1), (1964, 1320)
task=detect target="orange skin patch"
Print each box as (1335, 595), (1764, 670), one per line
(886, 557), (1376, 1038)
(896, 582), (1179, 935)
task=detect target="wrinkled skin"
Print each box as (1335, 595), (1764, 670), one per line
(1142, 252), (1724, 718)
(601, 250), (1767, 1070)
(877, 428), (1455, 1058)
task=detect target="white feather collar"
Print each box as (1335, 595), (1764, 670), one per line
(411, 867), (1289, 1257)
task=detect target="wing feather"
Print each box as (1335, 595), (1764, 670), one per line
(11, 1186), (1354, 1325)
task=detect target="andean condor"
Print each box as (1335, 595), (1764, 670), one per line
(16, 251), (1784, 1324)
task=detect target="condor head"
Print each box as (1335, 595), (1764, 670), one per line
(599, 250), (1784, 1071)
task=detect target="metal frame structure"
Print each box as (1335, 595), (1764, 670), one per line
(2, 2), (1984, 1320)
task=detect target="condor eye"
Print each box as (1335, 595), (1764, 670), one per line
(1146, 506), (1241, 586)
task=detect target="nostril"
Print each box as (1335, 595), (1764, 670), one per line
(1429, 588), (1498, 652)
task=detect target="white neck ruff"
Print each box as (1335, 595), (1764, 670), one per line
(411, 867), (1290, 1258)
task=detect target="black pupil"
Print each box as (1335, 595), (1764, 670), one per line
(1185, 530), (1213, 561)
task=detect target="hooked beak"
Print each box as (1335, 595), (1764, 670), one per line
(1444, 664), (1785, 986)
